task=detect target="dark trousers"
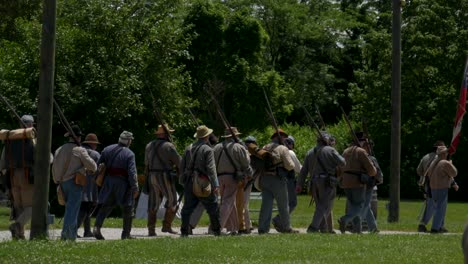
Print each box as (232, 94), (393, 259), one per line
(180, 178), (220, 236)
(77, 201), (94, 235)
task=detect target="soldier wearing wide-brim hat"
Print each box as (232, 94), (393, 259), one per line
(258, 128), (298, 234)
(213, 127), (252, 234)
(144, 124), (181, 236)
(179, 125), (221, 237)
(77, 133), (101, 237)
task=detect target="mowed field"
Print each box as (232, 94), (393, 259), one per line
(0, 195), (466, 263)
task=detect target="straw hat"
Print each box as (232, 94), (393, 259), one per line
(221, 127), (241, 138)
(194, 125), (213, 139)
(154, 124), (175, 135)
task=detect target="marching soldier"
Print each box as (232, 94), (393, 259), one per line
(0, 115), (36, 239)
(52, 125), (97, 241)
(77, 133), (101, 237)
(213, 127), (252, 234)
(93, 131), (139, 240)
(144, 125), (181, 236)
(258, 129), (297, 234)
(296, 132), (345, 233)
(337, 133), (376, 234)
(179, 125), (221, 237)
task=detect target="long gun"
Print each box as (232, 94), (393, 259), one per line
(206, 90), (239, 143)
(149, 90), (173, 143)
(315, 105), (326, 130)
(0, 94), (27, 128)
(186, 107), (200, 127)
(340, 106), (360, 146)
(53, 98), (80, 146)
(304, 107), (327, 143)
(262, 88), (284, 145)
(361, 116), (375, 156)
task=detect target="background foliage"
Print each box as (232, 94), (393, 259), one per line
(0, 0), (467, 200)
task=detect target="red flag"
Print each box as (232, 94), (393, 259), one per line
(448, 59), (468, 155)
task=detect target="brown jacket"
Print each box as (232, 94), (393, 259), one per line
(429, 160), (457, 189)
(338, 146), (377, 189)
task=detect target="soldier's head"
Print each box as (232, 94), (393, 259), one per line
(432, 140), (446, 152)
(64, 124), (83, 142)
(195, 125), (213, 142)
(271, 128), (288, 143)
(21, 114), (34, 128)
(244, 135), (257, 145)
(285, 135), (295, 150)
(82, 133), (101, 150)
(436, 145), (448, 159)
(154, 124), (174, 140)
(119, 131), (134, 147)
(221, 127), (241, 141)
(316, 131), (331, 146)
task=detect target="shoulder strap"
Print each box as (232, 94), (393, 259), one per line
(106, 146), (124, 168)
(222, 142), (239, 172)
(151, 140), (168, 170)
(188, 144), (203, 172)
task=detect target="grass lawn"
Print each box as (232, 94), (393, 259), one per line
(0, 195), (466, 263)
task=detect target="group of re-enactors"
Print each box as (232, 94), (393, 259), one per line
(0, 114), (458, 241)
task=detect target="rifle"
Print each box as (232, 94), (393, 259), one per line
(53, 99), (80, 146)
(315, 105), (326, 130)
(262, 88), (284, 145)
(149, 90), (173, 143)
(303, 107), (327, 143)
(206, 89), (239, 143)
(0, 94), (27, 128)
(361, 116), (375, 156)
(186, 107), (200, 127)
(340, 106), (360, 146)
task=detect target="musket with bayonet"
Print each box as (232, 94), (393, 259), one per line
(206, 90), (239, 143)
(340, 106), (360, 146)
(315, 105), (326, 130)
(149, 91), (173, 143)
(361, 116), (375, 156)
(262, 88), (284, 145)
(53, 98), (80, 146)
(186, 107), (200, 127)
(0, 94), (27, 128)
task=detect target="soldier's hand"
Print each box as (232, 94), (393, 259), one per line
(453, 183), (459, 192)
(213, 186), (220, 197)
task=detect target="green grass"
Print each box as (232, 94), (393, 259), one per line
(0, 233), (463, 263)
(0, 195), (467, 263)
(2, 195), (468, 232)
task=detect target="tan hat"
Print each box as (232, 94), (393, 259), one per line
(82, 133), (101, 144)
(221, 127), (241, 138)
(194, 125), (213, 139)
(270, 128), (288, 139)
(154, 124), (175, 135)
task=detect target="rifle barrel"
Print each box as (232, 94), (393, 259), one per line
(0, 94), (27, 127)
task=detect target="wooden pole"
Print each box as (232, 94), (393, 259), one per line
(388, 0), (402, 223)
(30, 0), (56, 239)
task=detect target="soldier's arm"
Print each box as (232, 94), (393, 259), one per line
(297, 151), (311, 188)
(204, 146), (219, 188)
(281, 146), (295, 171)
(74, 146), (97, 173)
(359, 149), (377, 177)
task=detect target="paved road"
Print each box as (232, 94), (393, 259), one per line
(1, 227), (457, 242)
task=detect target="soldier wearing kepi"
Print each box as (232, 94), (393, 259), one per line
(258, 129), (297, 234)
(0, 115), (36, 239)
(337, 134), (377, 234)
(296, 132), (345, 233)
(77, 133), (101, 238)
(52, 125), (97, 241)
(144, 124), (181, 236)
(179, 125), (221, 237)
(93, 131), (139, 240)
(213, 127), (252, 234)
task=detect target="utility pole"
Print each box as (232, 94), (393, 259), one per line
(388, 0), (402, 223)
(30, 0), (56, 239)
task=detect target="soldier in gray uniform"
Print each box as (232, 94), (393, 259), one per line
(258, 129), (297, 234)
(144, 125), (181, 236)
(213, 127), (252, 234)
(179, 125), (221, 237)
(93, 131), (139, 240)
(296, 132), (346, 233)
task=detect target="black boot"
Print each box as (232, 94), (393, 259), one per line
(93, 226), (105, 240)
(121, 206), (135, 240)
